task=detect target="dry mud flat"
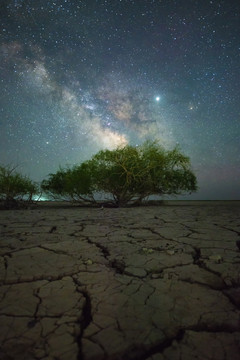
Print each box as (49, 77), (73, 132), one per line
(0, 203), (240, 360)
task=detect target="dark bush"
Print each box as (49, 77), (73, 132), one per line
(0, 165), (38, 209)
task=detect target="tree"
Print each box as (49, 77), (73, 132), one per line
(41, 163), (96, 204)
(87, 140), (197, 206)
(86, 145), (143, 206)
(135, 141), (197, 199)
(41, 140), (198, 207)
(0, 165), (38, 209)
(41, 167), (69, 200)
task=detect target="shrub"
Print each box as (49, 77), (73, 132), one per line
(87, 140), (197, 206)
(0, 165), (38, 209)
(41, 140), (197, 207)
(41, 163), (96, 203)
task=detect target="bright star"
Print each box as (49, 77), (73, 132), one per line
(155, 96), (160, 102)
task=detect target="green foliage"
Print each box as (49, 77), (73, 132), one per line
(0, 165), (38, 209)
(87, 145), (143, 205)
(41, 167), (68, 199)
(87, 140), (197, 206)
(41, 163), (96, 203)
(136, 141), (197, 197)
(41, 140), (197, 206)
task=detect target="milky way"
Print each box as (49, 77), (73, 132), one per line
(0, 0), (239, 199)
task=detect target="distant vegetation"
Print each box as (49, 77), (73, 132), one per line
(41, 141), (197, 207)
(0, 165), (38, 209)
(0, 141), (197, 209)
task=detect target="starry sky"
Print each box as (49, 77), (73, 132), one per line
(0, 0), (239, 200)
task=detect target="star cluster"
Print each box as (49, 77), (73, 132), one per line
(0, 0), (239, 199)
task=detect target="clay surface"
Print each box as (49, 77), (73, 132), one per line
(0, 203), (240, 359)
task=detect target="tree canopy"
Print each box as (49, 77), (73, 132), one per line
(0, 165), (38, 209)
(41, 163), (96, 204)
(41, 140), (197, 206)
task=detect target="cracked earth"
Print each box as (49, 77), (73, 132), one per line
(0, 203), (240, 360)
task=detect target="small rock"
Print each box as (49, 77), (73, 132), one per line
(85, 259), (93, 265)
(125, 266), (147, 278)
(223, 277), (232, 287)
(151, 273), (161, 279)
(142, 247), (154, 254)
(166, 250), (175, 256)
(208, 255), (223, 263)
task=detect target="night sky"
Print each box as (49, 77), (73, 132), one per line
(1, 0), (239, 200)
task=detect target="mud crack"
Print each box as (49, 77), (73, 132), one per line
(137, 329), (185, 360)
(72, 278), (93, 360)
(86, 237), (110, 259)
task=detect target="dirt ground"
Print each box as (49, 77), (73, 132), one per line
(0, 203), (240, 359)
